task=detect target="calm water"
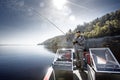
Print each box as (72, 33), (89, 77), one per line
(0, 45), (55, 80)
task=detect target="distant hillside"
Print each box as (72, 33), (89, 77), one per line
(40, 9), (120, 52)
(66, 9), (120, 44)
(43, 35), (66, 47)
(75, 9), (120, 38)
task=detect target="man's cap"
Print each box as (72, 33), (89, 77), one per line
(76, 30), (81, 33)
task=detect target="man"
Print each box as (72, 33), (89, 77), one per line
(73, 30), (85, 70)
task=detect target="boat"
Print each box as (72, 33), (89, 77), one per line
(43, 48), (120, 80)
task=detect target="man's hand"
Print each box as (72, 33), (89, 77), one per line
(73, 41), (78, 45)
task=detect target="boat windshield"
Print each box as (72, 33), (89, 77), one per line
(56, 49), (72, 61)
(91, 48), (120, 70)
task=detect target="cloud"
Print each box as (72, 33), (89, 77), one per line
(62, 6), (72, 16)
(69, 15), (76, 21)
(40, 2), (45, 8)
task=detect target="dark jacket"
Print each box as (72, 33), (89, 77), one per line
(73, 35), (85, 50)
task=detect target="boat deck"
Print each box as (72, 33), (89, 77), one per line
(73, 70), (88, 80)
(43, 67), (88, 80)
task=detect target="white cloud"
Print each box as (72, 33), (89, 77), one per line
(53, 0), (67, 10)
(40, 2), (45, 8)
(62, 6), (72, 16)
(69, 15), (76, 21)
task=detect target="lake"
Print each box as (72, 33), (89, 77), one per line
(0, 45), (55, 80)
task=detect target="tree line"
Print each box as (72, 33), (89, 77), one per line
(66, 9), (120, 40)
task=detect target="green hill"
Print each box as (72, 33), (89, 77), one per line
(40, 9), (120, 52)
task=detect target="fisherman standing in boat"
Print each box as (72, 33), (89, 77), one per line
(73, 30), (85, 70)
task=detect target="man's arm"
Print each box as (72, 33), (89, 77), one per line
(77, 36), (85, 46)
(73, 37), (78, 45)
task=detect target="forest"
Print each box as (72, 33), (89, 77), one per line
(73, 9), (120, 38)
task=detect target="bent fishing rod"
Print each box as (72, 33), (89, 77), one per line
(18, 4), (66, 35)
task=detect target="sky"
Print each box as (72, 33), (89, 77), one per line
(0, 0), (120, 44)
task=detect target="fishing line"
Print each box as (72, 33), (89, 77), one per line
(66, 0), (90, 11)
(14, 0), (90, 35)
(15, 2), (66, 35)
(31, 9), (66, 35)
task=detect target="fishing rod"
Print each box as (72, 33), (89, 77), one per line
(16, 1), (88, 35)
(31, 8), (66, 35)
(16, 3), (66, 35)
(15, 1), (90, 35)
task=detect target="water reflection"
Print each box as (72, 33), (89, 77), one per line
(0, 45), (55, 80)
(44, 45), (58, 53)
